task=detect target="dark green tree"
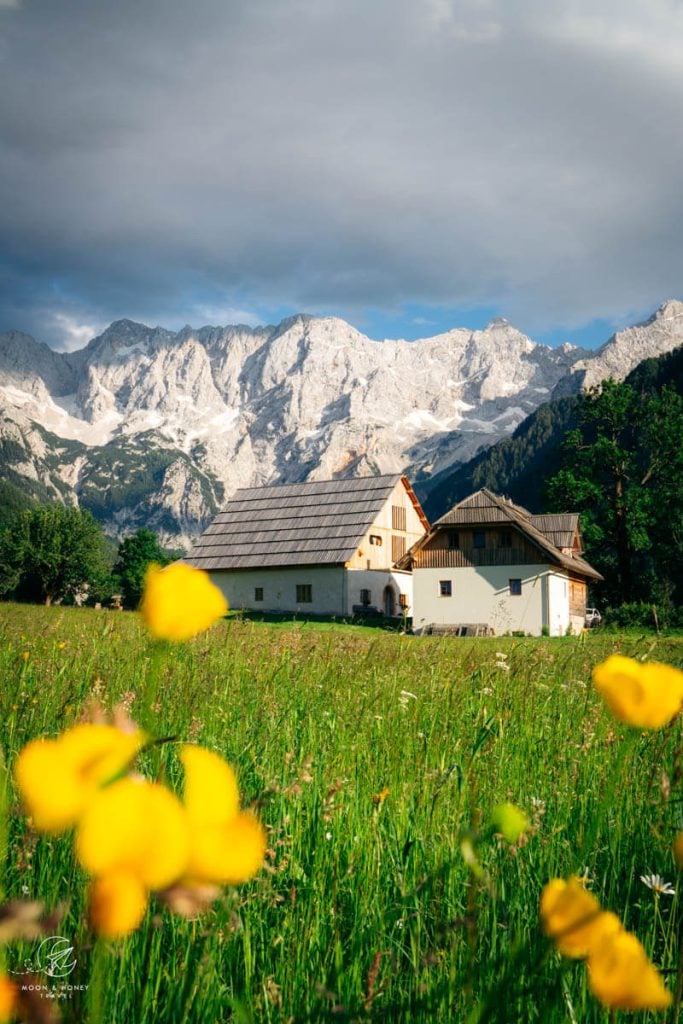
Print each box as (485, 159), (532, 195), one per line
(112, 528), (171, 609)
(0, 504), (110, 605)
(546, 378), (683, 607)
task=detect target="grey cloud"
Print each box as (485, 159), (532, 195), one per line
(0, 0), (682, 345)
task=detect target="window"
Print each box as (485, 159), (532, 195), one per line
(360, 588), (371, 606)
(392, 505), (407, 531)
(500, 531), (512, 548)
(296, 584), (312, 603)
(392, 535), (406, 562)
(399, 593), (409, 609)
(439, 580), (452, 597)
(369, 534), (383, 546)
(448, 531), (460, 549)
(473, 531), (486, 549)
(254, 587), (263, 602)
(509, 578), (522, 596)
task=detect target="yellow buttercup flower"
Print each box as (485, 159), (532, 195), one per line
(0, 974), (16, 1023)
(140, 563), (228, 642)
(14, 724), (145, 833)
(540, 878), (620, 958)
(88, 870), (148, 939)
(592, 655), (683, 729)
(180, 745), (266, 886)
(588, 930), (672, 1010)
(76, 777), (190, 891)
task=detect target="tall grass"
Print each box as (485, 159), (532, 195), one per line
(1, 603), (682, 1022)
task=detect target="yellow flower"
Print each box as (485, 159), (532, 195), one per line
(180, 745), (266, 886)
(76, 778), (190, 891)
(592, 655), (683, 729)
(0, 975), (16, 1023)
(140, 563), (228, 642)
(588, 929), (672, 1010)
(14, 724), (145, 833)
(88, 870), (148, 939)
(491, 802), (530, 844)
(540, 878), (620, 958)
(674, 832), (683, 871)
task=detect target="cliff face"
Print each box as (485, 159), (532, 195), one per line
(1, 302), (682, 547)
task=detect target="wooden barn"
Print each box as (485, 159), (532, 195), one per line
(398, 488), (602, 636)
(187, 474), (429, 617)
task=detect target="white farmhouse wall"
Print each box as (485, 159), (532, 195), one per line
(210, 566), (413, 617)
(412, 565), (550, 635)
(210, 566), (346, 616)
(547, 571), (571, 636)
(346, 569), (413, 616)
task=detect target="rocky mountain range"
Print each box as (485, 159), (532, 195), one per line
(1, 299), (682, 547)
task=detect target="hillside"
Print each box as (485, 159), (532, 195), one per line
(421, 343), (683, 521)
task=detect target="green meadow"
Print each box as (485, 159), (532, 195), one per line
(1, 603), (682, 1023)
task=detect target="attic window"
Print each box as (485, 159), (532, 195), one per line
(500, 531), (512, 548)
(369, 534), (382, 546)
(296, 584), (312, 603)
(473, 531), (486, 549)
(392, 535), (406, 562)
(392, 505), (407, 531)
(447, 531), (460, 549)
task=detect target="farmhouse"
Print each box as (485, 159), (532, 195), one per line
(398, 488), (602, 636)
(187, 474), (429, 617)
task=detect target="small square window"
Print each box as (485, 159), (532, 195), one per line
(473, 531), (486, 549)
(509, 578), (522, 596)
(439, 580), (452, 597)
(296, 584), (312, 603)
(369, 534), (383, 546)
(254, 587), (263, 602)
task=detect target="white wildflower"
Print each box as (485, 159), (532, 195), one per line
(640, 874), (675, 896)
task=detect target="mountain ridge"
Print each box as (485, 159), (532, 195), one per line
(1, 301), (682, 547)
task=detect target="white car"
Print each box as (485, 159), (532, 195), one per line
(585, 608), (602, 628)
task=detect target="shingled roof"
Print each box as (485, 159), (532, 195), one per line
(187, 474), (428, 571)
(400, 488), (603, 580)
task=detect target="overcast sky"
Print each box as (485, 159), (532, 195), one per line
(1, 0), (682, 350)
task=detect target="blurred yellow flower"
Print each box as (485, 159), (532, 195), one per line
(76, 778), (190, 891)
(491, 802), (530, 844)
(88, 870), (148, 939)
(14, 724), (145, 833)
(588, 930), (672, 1010)
(540, 878), (620, 958)
(140, 563), (228, 642)
(0, 974), (16, 1023)
(674, 832), (683, 871)
(180, 745), (266, 886)
(592, 655), (683, 729)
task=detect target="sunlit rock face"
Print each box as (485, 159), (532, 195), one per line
(1, 302), (682, 548)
